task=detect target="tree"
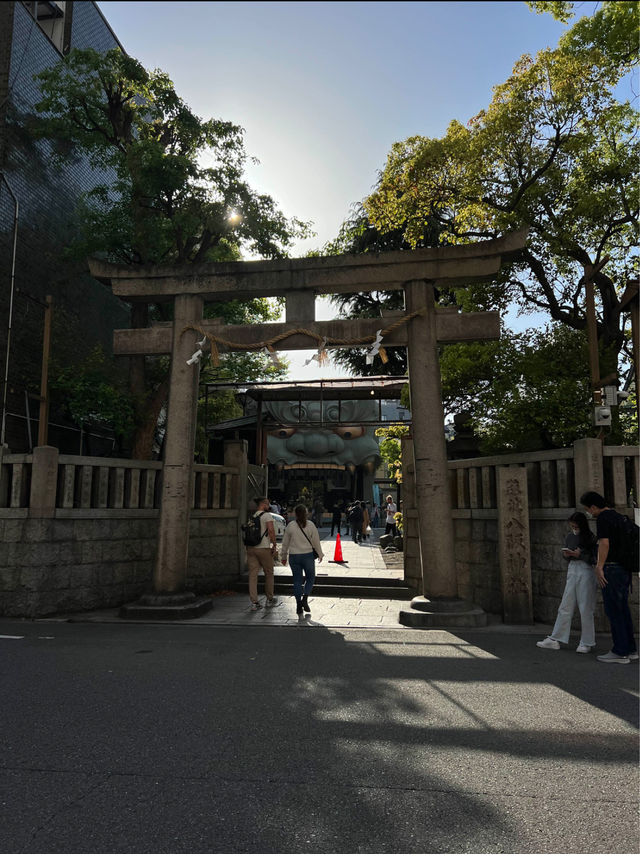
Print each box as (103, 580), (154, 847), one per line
(364, 17), (638, 395)
(34, 48), (310, 457)
(50, 346), (136, 453)
(440, 324), (597, 452)
(375, 424), (408, 482)
(34, 48), (311, 265)
(527, 1), (639, 73)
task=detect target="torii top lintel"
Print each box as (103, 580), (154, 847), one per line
(88, 230), (528, 303)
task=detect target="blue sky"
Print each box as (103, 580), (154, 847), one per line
(97, 1), (572, 379)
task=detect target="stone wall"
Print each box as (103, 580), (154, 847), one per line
(0, 445), (245, 617)
(404, 438), (639, 630)
(0, 513), (240, 618)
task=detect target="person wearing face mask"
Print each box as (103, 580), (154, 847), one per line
(536, 512), (598, 654)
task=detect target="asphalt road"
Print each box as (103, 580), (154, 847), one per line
(1, 620), (638, 854)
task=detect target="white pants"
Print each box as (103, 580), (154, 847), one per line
(550, 560), (598, 647)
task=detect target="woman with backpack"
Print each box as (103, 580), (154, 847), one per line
(280, 504), (324, 616)
(536, 511), (598, 654)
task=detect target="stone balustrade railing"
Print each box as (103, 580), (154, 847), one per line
(0, 447), (240, 517)
(448, 440), (639, 517)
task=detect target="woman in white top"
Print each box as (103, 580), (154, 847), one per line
(280, 504), (324, 615)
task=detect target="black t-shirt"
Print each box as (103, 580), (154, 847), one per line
(596, 509), (625, 565)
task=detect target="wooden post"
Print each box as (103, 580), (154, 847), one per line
(38, 296), (52, 447)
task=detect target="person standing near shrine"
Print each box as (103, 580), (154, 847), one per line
(331, 503), (343, 536)
(580, 491), (639, 664)
(280, 504), (324, 615)
(246, 496), (278, 611)
(348, 501), (364, 543)
(361, 502), (371, 541)
(536, 512), (598, 654)
(385, 495), (397, 537)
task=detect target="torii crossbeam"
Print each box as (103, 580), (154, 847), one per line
(90, 230), (527, 618)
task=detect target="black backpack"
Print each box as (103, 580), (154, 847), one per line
(615, 513), (640, 574)
(242, 511), (267, 547)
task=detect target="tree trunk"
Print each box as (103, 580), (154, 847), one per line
(131, 377), (169, 460)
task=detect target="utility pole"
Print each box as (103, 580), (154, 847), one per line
(37, 295), (53, 446)
(583, 257), (610, 406)
(0, 174), (18, 449)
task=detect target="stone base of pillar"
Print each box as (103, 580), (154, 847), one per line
(399, 596), (487, 628)
(120, 592), (213, 620)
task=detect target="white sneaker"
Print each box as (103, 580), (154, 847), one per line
(628, 651), (639, 661)
(596, 651), (630, 664)
(576, 644), (592, 654)
(536, 637), (560, 650)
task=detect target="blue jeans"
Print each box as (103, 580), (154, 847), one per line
(289, 551), (316, 599)
(602, 563), (637, 656)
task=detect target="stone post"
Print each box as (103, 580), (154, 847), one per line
(224, 439), (249, 568)
(29, 446), (58, 518)
(400, 435), (420, 591)
(573, 438), (604, 506)
(153, 294), (204, 594)
(405, 280), (457, 598)
(497, 466), (533, 624)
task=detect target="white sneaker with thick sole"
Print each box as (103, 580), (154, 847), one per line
(596, 651), (630, 664)
(627, 652), (639, 661)
(536, 637), (560, 650)
(576, 644), (592, 654)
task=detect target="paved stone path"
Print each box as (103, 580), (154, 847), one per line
(68, 527), (560, 636)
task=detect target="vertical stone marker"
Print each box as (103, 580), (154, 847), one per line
(497, 467), (533, 624)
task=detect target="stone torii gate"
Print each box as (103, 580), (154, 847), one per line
(90, 229), (527, 623)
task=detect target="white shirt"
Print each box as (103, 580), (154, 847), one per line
(281, 520), (324, 561)
(386, 502), (397, 523)
(252, 510), (274, 549)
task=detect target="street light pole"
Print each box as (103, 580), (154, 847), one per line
(1, 173), (19, 449)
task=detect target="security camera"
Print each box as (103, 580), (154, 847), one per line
(594, 406), (611, 426)
(617, 390), (630, 401)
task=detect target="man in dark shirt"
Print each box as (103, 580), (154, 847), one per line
(580, 491), (638, 664)
(348, 501), (364, 544)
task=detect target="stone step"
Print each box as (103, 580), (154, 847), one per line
(235, 575), (413, 600)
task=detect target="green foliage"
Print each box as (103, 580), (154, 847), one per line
(33, 47), (309, 457)
(34, 48), (313, 265)
(440, 325), (595, 452)
(50, 346), (136, 440)
(375, 424), (409, 481)
(528, 1), (639, 71)
(363, 27), (638, 395)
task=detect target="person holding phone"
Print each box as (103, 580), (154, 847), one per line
(536, 512), (598, 653)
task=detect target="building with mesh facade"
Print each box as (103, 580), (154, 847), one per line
(0, 1), (130, 454)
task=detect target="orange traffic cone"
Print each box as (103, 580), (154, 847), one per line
(329, 532), (348, 564)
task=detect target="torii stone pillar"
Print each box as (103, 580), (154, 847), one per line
(400, 280), (487, 627)
(405, 281), (456, 597)
(120, 294), (213, 619)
